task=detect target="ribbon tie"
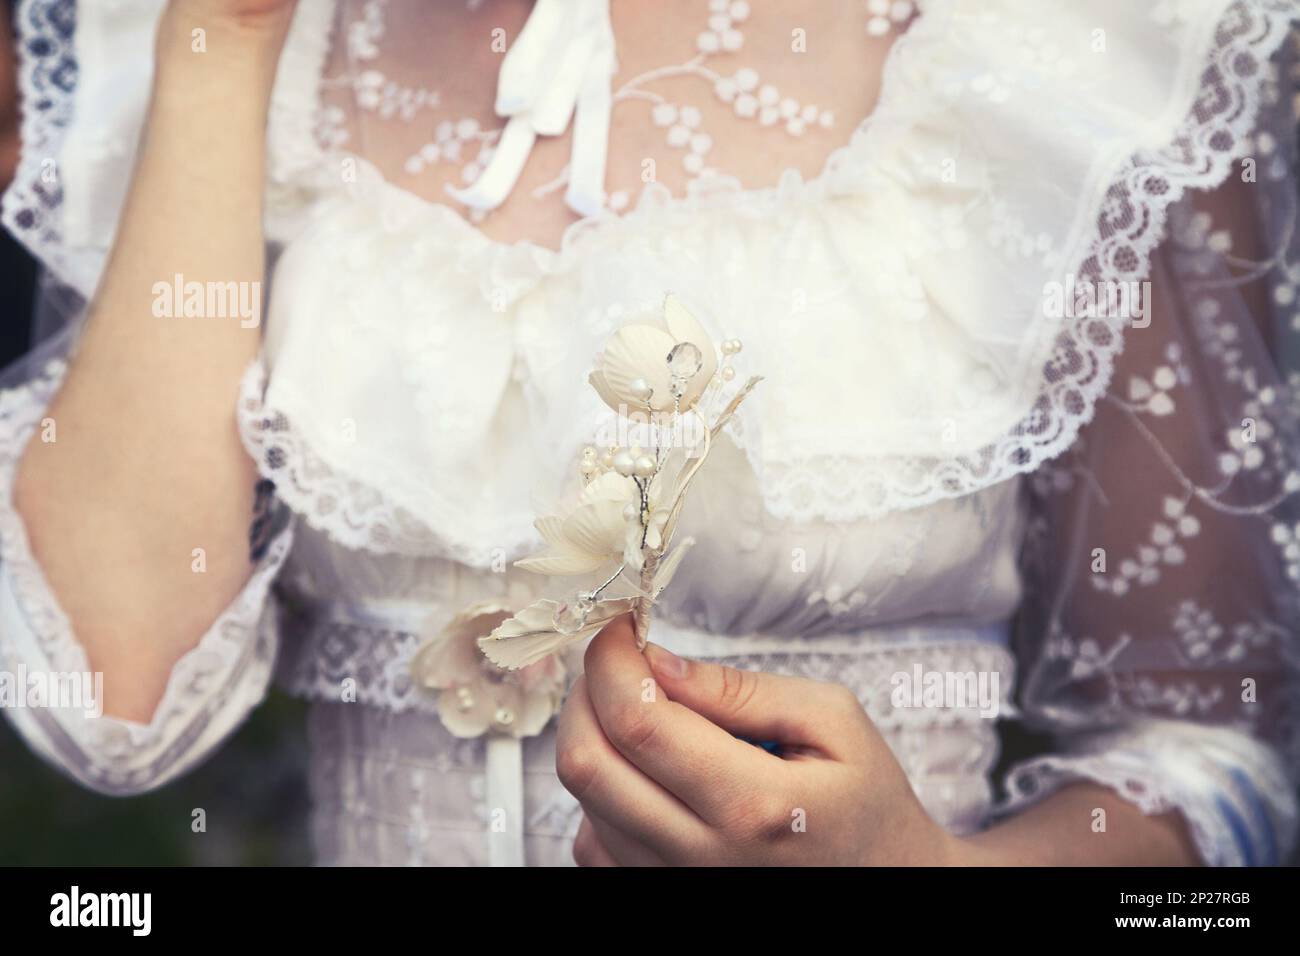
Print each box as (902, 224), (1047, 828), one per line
(447, 0), (617, 218)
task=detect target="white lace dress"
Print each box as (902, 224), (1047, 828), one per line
(2, 0), (1299, 866)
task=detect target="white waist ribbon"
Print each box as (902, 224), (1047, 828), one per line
(485, 736), (526, 867)
(447, 0), (617, 217)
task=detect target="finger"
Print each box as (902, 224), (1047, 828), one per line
(586, 812), (666, 867)
(643, 642), (872, 762)
(556, 673), (714, 860)
(572, 816), (618, 867)
(582, 616), (787, 825)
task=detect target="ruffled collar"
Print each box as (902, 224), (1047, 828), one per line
(241, 0), (1297, 564)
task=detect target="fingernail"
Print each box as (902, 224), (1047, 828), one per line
(646, 643), (689, 679)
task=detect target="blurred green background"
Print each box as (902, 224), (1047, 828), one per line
(0, 692), (311, 866)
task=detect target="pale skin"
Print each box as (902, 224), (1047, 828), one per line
(13, 1), (1199, 864)
(559, 617), (1200, 866)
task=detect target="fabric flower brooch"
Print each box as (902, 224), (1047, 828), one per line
(480, 294), (760, 669)
(410, 294), (760, 739)
(410, 603), (566, 738)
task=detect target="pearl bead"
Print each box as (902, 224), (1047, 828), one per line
(633, 455), (657, 477)
(722, 366), (736, 381)
(612, 450), (635, 476)
(629, 378), (653, 402)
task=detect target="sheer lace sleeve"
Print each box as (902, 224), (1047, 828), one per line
(1003, 46), (1300, 865)
(0, 355), (294, 795)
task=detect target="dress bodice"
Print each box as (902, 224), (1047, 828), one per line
(2, 0), (1297, 868)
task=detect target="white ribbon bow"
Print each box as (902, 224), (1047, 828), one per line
(447, 0), (617, 218)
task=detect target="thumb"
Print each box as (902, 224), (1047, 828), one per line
(643, 642), (869, 761)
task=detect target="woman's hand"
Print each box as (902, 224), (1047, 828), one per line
(555, 616), (959, 866)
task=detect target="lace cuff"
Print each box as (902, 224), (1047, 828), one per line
(0, 359), (295, 795)
(999, 719), (1297, 866)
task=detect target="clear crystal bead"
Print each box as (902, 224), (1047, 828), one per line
(553, 591), (595, 634)
(666, 341), (704, 397)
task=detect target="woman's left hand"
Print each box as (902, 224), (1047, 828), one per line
(555, 616), (959, 866)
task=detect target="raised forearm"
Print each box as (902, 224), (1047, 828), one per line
(79, 3), (292, 413)
(13, 3), (295, 721)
